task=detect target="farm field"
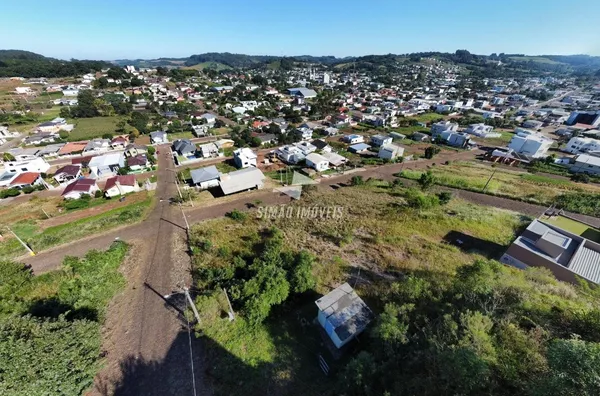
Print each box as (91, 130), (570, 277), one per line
(399, 161), (600, 205)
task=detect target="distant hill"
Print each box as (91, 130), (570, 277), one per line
(0, 49), (48, 61)
(182, 61), (232, 71)
(0, 49), (111, 78)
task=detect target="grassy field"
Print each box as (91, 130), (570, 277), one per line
(67, 116), (124, 141)
(167, 131), (194, 140)
(0, 195), (153, 258)
(471, 130), (514, 146)
(508, 56), (562, 65)
(404, 113), (446, 124)
(398, 161), (600, 205)
(189, 182), (527, 394)
(183, 62), (232, 71)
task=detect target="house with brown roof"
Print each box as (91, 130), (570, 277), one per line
(62, 178), (99, 200)
(53, 165), (82, 184)
(126, 154), (149, 171)
(58, 141), (88, 157)
(104, 175), (139, 198)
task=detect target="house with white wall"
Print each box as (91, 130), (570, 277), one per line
(233, 148), (257, 168)
(305, 153), (329, 172)
(2, 157), (50, 174)
(507, 130), (553, 158)
(564, 137), (600, 155)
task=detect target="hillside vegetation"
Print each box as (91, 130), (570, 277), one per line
(0, 50), (110, 78)
(0, 242), (128, 395)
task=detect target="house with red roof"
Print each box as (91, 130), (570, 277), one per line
(110, 135), (129, 150)
(104, 175), (139, 198)
(62, 178), (99, 200)
(9, 172), (42, 189)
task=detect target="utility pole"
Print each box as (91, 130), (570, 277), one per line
(223, 288), (235, 321)
(7, 227), (35, 256)
(41, 208), (51, 219)
(184, 287), (201, 324)
(179, 204), (190, 230)
(482, 168), (497, 193)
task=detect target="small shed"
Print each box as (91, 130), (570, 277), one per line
(190, 165), (221, 189)
(348, 143), (371, 153)
(315, 283), (374, 349)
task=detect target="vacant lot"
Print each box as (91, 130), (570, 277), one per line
(399, 161), (600, 205)
(189, 182), (526, 394)
(0, 195), (153, 258)
(68, 116), (124, 141)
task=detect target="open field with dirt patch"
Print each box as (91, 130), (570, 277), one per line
(0, 194), (154, 259)
(399, 161), (600, 205)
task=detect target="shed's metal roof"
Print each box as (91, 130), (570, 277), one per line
(190, 165), (220, 185)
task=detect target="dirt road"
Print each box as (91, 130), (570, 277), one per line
(62, 144), (208, 396)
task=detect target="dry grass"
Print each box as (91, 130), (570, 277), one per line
(190, 182), (526, 288)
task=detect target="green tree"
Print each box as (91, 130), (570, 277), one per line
(418, 170), (435, 190)
(536, 338), (600, 396)
(424, 146), (441, 159)
(288, 251), (316, 293)
(129, 112), (149, 133)
(72, 90), (100, 118)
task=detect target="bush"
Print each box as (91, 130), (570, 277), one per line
(424, 146), (441, 159)
(22, 186), (35, 194)
(63, 198), (90, 210)
(405, 188), (440, 209)
(94, 190), (103, 198)
(571, 173), (590, 184)
(418, 170), (435, 190)
(226, 209), (247, 221)
(437, 191), (453, 205)
(0, 188), (21, 199)
(351, 175), (365, 186)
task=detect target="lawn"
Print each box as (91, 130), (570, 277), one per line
(398, 161), (600, 205)
(0, 195), (153, 258)
(167, 131), (194, 140)
(67, 116), (124, 141)
(541, 215), (600, 243)
(215, 161), (237, 173)
(188, 182), (527, 394)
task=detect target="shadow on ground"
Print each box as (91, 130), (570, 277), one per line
(443, 230), (507, 259)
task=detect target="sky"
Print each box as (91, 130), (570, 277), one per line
(1, 0), (599, 60)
